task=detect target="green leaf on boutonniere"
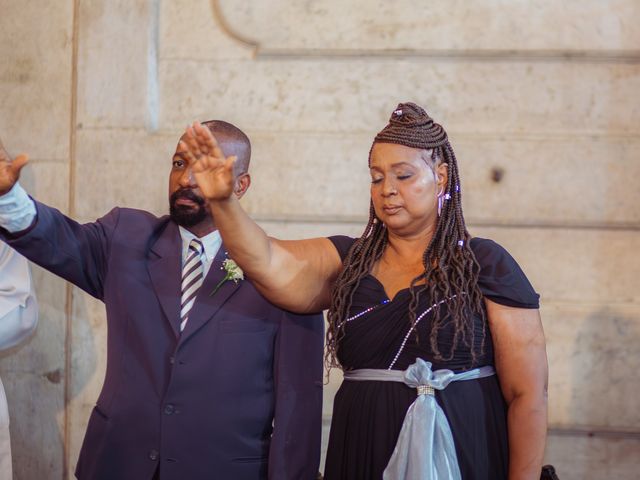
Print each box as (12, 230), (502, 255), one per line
(210, 258), (244, 296)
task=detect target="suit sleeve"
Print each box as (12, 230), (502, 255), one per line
(0, 201), (120, 300)
(269, 309), (324, 480)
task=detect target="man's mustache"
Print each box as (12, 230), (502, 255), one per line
(170, 188), (205, 207)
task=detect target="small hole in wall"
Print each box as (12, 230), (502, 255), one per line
(490, 167), (505, 183)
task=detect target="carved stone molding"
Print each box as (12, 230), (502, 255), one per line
(212, 0), (640, 62)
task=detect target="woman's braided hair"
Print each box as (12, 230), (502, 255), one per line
(325, 102), (485, 370)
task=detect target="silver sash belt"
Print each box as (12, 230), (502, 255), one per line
(343, 358), (496, 480)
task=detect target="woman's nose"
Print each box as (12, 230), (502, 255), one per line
(382, 178), (397, 196)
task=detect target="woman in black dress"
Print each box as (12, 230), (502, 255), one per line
(182, 102), (548, 479)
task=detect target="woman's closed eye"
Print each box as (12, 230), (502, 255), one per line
(371, 173), (412, 184)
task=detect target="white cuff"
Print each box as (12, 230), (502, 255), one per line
(0, 183), (36, 233)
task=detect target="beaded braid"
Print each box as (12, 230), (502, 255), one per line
(326, 103), (485, 371)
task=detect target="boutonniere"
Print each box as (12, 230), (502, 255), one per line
(210, 257), (244, 296)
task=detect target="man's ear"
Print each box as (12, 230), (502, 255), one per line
(233, 173), (251, 199)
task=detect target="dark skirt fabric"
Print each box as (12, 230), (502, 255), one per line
(323, 236), (539, 480)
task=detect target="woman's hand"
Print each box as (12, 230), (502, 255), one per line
(180, 121), (237, 202)
(177, 121), (341, 313)
(0, 137), (28, 196)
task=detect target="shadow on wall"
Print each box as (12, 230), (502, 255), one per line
(545, 307), (640, 479)
(571, 308), (639, 430)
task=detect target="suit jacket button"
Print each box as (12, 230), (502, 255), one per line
(149, 449), (159, 461)
(164, 404), (175, 415)
(169, 356), (175, 365)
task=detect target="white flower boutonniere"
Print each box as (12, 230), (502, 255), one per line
(210, 258), (244, 296)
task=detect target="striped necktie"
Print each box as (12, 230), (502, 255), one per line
(179, 239), (204, 332)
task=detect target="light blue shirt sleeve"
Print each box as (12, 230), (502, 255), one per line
(0, 183), (37, 233)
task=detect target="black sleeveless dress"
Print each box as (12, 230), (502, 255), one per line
(323, 236), (539, 480)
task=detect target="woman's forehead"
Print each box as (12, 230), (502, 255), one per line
(370, 143), (433, 167)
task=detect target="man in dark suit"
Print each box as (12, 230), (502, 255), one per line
(0, 122), (324, 480)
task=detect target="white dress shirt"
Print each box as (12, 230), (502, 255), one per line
(178, 227), (222, 277)
(0, 242), (38, 480)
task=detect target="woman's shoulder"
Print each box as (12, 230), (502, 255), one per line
(469, 237), (540, 309)
(327, 235), (357, 262)
(469, 237), (512, 265)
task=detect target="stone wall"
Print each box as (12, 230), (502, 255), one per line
(0, 1), (638, 478)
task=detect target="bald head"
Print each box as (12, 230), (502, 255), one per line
(201, 120), (251, 175)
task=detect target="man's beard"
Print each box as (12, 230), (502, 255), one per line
(169, 188), (208, 227)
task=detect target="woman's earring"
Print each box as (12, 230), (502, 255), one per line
(437, 187), (444, 217)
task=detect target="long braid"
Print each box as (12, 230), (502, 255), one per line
(325, 203), (387, 369)
(326, 103), (485, 371)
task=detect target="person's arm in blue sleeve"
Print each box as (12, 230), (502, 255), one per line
(0, 139), (115, 300)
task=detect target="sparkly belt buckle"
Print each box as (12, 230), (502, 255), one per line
(417, 385), (434, 396)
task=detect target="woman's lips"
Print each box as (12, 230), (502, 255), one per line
(383, 205), (401, 214)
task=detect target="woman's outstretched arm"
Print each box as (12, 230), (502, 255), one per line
(183, 121), (343, 313)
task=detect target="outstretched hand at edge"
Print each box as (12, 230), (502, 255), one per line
(180, 121), (237, 202)
(0, 137), (28, 196)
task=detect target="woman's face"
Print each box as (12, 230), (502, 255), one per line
(369, 142), (447, 236)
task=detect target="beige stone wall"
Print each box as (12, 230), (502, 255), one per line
(0, 1), (638, 478)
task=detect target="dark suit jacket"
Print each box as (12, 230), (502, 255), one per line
(1, 202), (324, 480)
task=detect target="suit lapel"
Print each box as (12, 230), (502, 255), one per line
(179, 243), (242, 343)
(147, 221), (182, 338)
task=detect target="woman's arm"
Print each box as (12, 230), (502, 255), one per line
(183, 122), (343, 313)
(486, 299), (548, 480)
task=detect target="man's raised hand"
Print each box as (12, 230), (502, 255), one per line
(0, 137), (28, 196)
(180, 122), (237, 202)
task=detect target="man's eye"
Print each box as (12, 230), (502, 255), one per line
(172, 160), (184, 168)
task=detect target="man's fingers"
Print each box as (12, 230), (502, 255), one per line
(182, 122), (230, 174)
(224, 156), (237, 172)
(195, 122), (219, 154)
(192, 122), (211, 148)
(193, 122), (215, 155)
(185, 126), (204, 157)
(193, 122), (223, 159)
(212, 145), (224, 160)
(187, 123), (217, 159)
(179, 140), (199, 166)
